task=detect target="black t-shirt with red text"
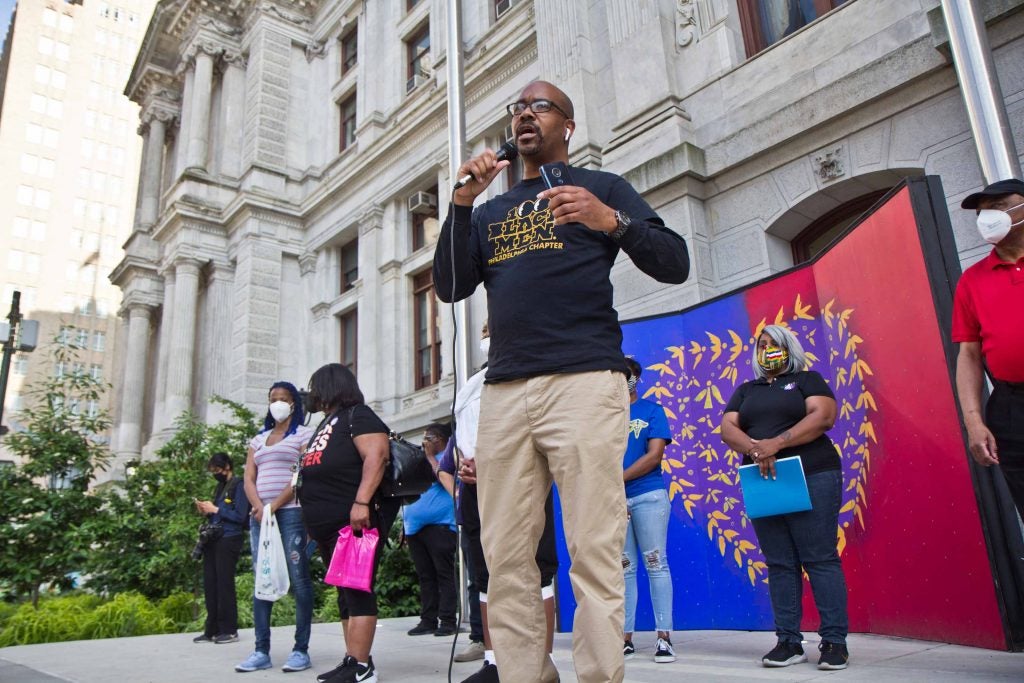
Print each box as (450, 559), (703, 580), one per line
(298, 404), (388, 531)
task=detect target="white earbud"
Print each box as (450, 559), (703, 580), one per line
(564, 129), (571, 142)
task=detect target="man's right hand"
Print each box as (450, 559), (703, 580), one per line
(453, 149), (511, 206)
(966, 421), (999, 466)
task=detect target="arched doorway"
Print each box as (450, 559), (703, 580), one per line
(791, 190), (888, 263)
(767, 169), (923, 266)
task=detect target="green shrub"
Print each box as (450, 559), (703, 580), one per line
(79, 593), (176, 639)
(157, 592), (198, 629)
(314, 594), (340, 624)
(375, 520), (419, 619)
(0, 593), (102, 645)
(0, 601), (18, 629)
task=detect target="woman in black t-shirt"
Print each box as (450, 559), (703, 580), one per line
(298, 363), (388, 683)
(721, 325), (850, 672)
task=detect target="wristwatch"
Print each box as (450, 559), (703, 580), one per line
(609, 210), (631, 241)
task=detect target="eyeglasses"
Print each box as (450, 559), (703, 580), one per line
(423, 434), (442, 443)
(506, 99), (570, 118)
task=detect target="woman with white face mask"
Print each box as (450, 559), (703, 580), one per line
(236, 381), (316, 675)
(953, 179), (1024, 523)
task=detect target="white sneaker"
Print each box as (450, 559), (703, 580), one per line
(654, 637), (676, 663)
(454, 640), (486, 662)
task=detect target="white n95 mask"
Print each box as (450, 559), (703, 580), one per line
(976, 201), (1024, 244)
(479, 337), (491, 355)
(269, 400), (292, 423)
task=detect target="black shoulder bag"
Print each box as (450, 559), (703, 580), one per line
(347, 406), (435, 500)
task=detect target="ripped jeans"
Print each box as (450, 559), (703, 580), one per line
(250, 506), (313, 653)
(622, 488), (673, 633)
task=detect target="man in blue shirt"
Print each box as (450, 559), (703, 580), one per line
(620, 358), (675, 664)
(404, 423), (459, 638)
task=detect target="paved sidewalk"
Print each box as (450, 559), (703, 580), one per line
(1, 616), (1021, 682)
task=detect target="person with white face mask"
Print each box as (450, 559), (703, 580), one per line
(953, 178), (1024, 521)
(237, 381), (316, 674)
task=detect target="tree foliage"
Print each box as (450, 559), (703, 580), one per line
(0, 336), (111, 605)
(84, 397), (259, 600)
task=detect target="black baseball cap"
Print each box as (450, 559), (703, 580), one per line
(961, 178), (1024, 209)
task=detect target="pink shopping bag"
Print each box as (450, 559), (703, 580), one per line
(324, 526), (379, 592)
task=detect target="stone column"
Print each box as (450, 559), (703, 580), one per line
(220, 51), (246, 178)
(152, 269), (175, 430)
(165, 258), (201, 418)
(186, 47), (215, 171)
(117, 304), (153, 458)
(175, 68), (194, 176)
(205, 263), (235, 418)
(140, 116), (167, 228)
(132, 131), (149, 230)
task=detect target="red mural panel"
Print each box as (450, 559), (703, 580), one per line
(810, 188), (1003, 648)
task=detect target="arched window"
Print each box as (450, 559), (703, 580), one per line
(791, 190), (888, 263)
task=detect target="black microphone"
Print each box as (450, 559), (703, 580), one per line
(453, 140), (519, 189)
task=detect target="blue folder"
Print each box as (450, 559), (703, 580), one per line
(738, 457), (812, 519)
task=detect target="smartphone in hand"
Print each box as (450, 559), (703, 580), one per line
(539, 162), (574, 190)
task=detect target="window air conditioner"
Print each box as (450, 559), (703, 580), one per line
(408, 191), (438, 215)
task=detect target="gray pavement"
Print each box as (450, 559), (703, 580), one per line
(0, 616), (1021, 682)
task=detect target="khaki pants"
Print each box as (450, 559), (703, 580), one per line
(477, 370), (628, 683)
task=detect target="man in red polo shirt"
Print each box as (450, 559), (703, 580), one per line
(953, 178), (1024, 518)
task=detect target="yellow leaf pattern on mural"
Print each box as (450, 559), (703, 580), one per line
(651, 293), (873, 587)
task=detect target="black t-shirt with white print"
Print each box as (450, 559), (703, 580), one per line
(298, 404), (388, 532)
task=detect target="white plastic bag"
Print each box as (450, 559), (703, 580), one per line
(254, 504), (290, 601)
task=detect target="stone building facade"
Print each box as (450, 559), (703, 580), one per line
(111, 0), (1024, 469)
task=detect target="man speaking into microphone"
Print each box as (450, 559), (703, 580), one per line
(433, 80), (689, 683)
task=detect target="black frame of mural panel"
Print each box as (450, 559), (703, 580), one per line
(620, 175), (1022, 649)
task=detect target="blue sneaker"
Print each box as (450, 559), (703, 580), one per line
(282, 650), (311, 673)
(235, 651), (272, 672)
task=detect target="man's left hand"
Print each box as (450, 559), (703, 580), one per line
(538, 186), (617, 232)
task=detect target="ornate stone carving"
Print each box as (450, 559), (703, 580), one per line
(154, 88), (182, 102)
(311, 301), (331, 321)
(358, 204), (385, 235)
(265, 3), (310, 28)
(143, 107), (179, 125)
(676, 0), (698, 47)
(813, 147), (845, 181)
(305, 41), (327, 62)
(222, 49), (247, 69)
(298, 251), (318, 276)
(179, 39), (225, 73)
(198, 15), (241, 38)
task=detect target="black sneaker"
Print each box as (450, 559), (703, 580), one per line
(462, 662), (499, 683)
(623, 640), (636, 660)
(407, 620), (437, 636)
(214, 632), (239, 644)
(192, 633), (215, 643)
(324, 656), (376, 683)
(317, 655), (357, 683)
(654, 637), (676, 663)
(761, 640), (806, 667)
(817, 641), (849, 670)
(434, 623), (458, 637)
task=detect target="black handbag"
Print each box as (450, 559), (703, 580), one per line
(347, 407), (435, 500)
